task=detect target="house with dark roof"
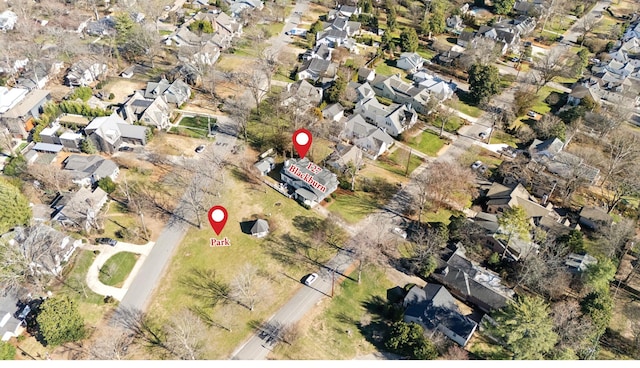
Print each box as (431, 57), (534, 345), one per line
(357, 67), (376, 83)
(144, 78), (191, 106)
(280, 158), (338, 207)
(63, 154), (119, 187)
(403, 284), (478, 347)
(296, 59), (336, 82)
(120, 91), (172, 130)
(85, 16), (117, 36)
(431, 245), (515, 313)
(578, 206), (613, 231)
(253, 156), (275, 176)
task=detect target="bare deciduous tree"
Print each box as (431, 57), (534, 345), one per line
(164, 309), (207, 360)
(531, 48), (568, 92)
(230, 263), (268, 311)
(551, 299), (594, 353)
(28, 163), (74, 193)
(88, 327), (133, 360)
(577, 13), (600, 47)
(413, 161), (477, 216)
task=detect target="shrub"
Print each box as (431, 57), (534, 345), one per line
(108, 93), (115, 100)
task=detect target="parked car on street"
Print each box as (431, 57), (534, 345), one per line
(97, 238), (117, 246)
(471, 160), (483, 170)
(195, 145), (205, 153)
(304, 273), (318, 286)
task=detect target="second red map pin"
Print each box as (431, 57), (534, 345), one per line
(208, 206), (228, 236)
(292, 128), (312, 158)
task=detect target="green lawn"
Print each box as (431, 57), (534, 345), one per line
(377, 147), (424, 177)
(416, 47), (436, 61)
(531, 86), (563, 115)
(374, 60), (405, 77)
(422, 209), (454, 225)
(170, 115), (216, 139)
(452, 92), (484, 118)
(328, 191), (381, 224)
(488, 130), (519, 147)
(103, 201), (139, 242)
(98, 252), (139, 287)
(430, 116), (463, 133)
(406, 130), (447, 156)
(271, 265), (394, 359)
(57, 250), (115, 325)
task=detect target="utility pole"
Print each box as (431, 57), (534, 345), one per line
(405, 148), (412, 177)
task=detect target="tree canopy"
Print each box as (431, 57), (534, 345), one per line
(585, 258), (616, 293)
(0, 341), (16, 360)
(399, 27), (419, 52)
(37, 296), (86, 346)
(497, 206), (532, 247)
(494, 0), (516, 15)
(385, 321), (438, 359)
(468, 63), (501, 104)
(0, 178), (32, 234)
(486, 295), (558, 359)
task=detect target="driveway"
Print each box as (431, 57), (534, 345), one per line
(82, 241), (155, 301)
(562, 0), (612, 43)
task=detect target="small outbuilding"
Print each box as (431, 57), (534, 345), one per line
(251, 219), (269, 238)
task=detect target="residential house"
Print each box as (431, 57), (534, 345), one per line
(403, 284), (478, 347)
(567, 83), (601, 106)
(15, 61), (64, 90)
(435, 50), (463, 67)
(120, 91), (172, 130)
(63, 154), (119, 187)
(513, 1), (547, 18)
(215, 11), (243, 37)
(144, 78), (191, 107)
(354, 97), (418, 137)
(85, 113), (149, 154)
(355, 82), (375, 100)
(32, 142), (63, 155)
(372, 74), (431, 114)
(565, 253), (598, 274)
(227, 0), (264, 18)
(322, 15), (361, 37)
(431, 244), (515, 313)
(302, 43), (333, 61)
(0, 292), (27, 341)
(297, 59), (336, 82)
(250, 219), (269, 238)
(446, 15), (464, 33)
(0, 10), (17, 32)
(282, 80), (323, 112)
(253, 156), (275, 176)
(357, 67), (376, 83)
(316, 29), (350, 48)
(0, 87), (51, 139)
(167, 64), (202, 87)
(322, 103), (345, 122)
(340, 114), (394, 160)
(484, 182), (552, 222)
(7, 225), (82, 276)
(326, 143), (364, 172)
(334, 4), (360, 19)
(412, 70), (457, 101)
(578, 206), (613, 231)
(65, 60), (107, 86)
(52, 186), (108, 231)
(528, 137), (600, 185)
(85, 16), (116, 36)
(280, 157), (338, 207)
(396, 52), (425, 74)
(457, 31), (475, 48)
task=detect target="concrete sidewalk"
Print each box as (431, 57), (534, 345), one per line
(82, 241), (155, 301)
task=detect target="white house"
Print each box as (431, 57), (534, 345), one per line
(396, 52), (425, 73)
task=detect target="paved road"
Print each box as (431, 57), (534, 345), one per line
(111, 117), (238, 318)
(562, 0), (612, 44)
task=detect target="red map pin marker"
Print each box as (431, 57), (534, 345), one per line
(208, 206), (228, 236)
(292, 128), (312, 158)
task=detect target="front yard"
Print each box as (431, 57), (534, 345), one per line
(376, 147), (424, 177)
(406, 130), (447, 156)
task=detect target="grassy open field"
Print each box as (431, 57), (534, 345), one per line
(406, 130), (447, 156)
(328, 190), (381, 224)
(170, 115), (216, 139)
(376, 147), (424, 177)
(270, 265), (394, 359)
(374, 59), (406, 77)
(147, 166), (336, 359)
(98, 252), (139, 287)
